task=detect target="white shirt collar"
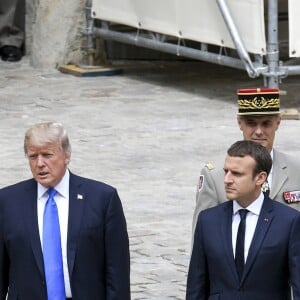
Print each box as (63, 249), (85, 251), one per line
(233, 192), (264, 216)
(37, 169), (70, 199)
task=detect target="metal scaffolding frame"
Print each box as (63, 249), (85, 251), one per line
(85, 0), (300, 88)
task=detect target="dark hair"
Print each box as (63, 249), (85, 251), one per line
(227, 140), (272, 177)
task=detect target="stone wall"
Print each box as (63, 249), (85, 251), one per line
(26, 0), (87, 68)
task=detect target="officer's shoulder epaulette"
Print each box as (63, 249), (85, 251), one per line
(205, 162), (215, 170)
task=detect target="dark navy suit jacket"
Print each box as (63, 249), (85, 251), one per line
(187, 195), (300, 300)
(0, 172), (130, 300)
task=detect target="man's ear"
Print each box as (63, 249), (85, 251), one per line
(65, 153), (71, 165)
(276, 115), (282, 130)
(237, 116), (242, 130)
(256, 171), (268, 186)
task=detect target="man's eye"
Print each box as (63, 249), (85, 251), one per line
(263, 122), (272, 127)
(234, 172), (242, 176)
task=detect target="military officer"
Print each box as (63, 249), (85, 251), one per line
(192, 88), (300, 235)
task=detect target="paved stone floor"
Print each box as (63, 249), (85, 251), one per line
(1, 57), (300, 299)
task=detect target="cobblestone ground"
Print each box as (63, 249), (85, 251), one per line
(1, 58), (300, 299)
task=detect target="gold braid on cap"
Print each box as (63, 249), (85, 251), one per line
(238, 96), (280, 110)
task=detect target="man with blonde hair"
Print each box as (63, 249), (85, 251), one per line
(0, 122), (130, 299)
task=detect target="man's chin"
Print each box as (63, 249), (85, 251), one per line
(35, 176), (51, 188)
(225, 192), (235, 200)
(252, 139), (267, 147)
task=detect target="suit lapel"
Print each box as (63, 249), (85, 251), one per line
(220, 202), (240, 283)
(270, 150), (288, 198)
(25, 180), (45, 277)
(67, 173), (86, 277)
(26, 174), (86, 280)
(241, 196), (273, 283)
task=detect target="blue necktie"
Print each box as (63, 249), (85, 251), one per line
(43, 188), (66, 300)
(235, 209), (248, 279)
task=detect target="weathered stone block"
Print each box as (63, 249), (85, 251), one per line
(27, 0), (86, 68)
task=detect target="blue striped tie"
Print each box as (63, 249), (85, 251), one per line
(43, 188), (66, 300)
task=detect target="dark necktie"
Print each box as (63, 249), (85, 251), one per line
(235, 209), (249, 279)
(43, 188), (66, 300)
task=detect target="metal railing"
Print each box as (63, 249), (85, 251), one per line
(84, 0), (300, 88)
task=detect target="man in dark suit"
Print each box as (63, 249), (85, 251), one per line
(186, 140), (300, 300)
(0, 122), (130, 299)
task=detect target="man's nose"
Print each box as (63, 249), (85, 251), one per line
(254, 125), (263, 135)
(36, 156), (45, 166)
(224, 172), (232, 184)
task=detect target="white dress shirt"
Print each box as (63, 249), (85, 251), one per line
(232, 192), (264, 263)
(37, 170), (72, 297)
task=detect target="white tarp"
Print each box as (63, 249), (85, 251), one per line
(289, 0), (300, 57)
(92, 0), (266, 55)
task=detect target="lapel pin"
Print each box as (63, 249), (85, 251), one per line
(77, 194), (83, 200)
(264, 218), (269, 222)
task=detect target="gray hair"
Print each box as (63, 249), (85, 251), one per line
(24, 122), (71, 156)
